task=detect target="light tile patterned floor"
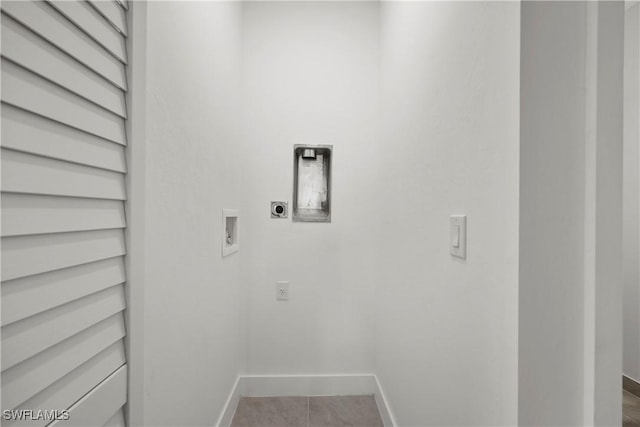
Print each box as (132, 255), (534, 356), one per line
(230, 395), (383, 427)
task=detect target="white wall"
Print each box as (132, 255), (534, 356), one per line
(589, 3), (624, 424)
(624, 1), (640, 383)
(375, 3), (520, 425)
(136, 3), (625, 426)
(241, 1), (380, 375)
(519, 3), (588, 424)
(519, 2), (624, 425)
(142, 2), (245, 425)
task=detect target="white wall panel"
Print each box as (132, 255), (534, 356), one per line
(142, 2), (245, 424)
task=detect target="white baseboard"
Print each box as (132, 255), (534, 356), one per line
(239, 374), (377, 397)
(215, 376), (241, 427)
(373, 375), (398, 427)
(215, 374), (395, 427)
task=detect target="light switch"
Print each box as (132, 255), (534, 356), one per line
(450, 215), (466, 258)
(451, 225), (460, 248)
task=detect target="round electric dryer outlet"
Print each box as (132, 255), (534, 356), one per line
(271, 201), (288, 218)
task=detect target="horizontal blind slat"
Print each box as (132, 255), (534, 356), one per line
(2, 285), (126, 371)
(1, 1), (126, 89)
(1, 313), (126, 410)
(47, 0), (127, 64)
(87, 0), (127, 36)
(1, 149), (126, 201)
(2, 194), (126, 237)
(2, 105), (127, 173)
(50, 365), (127, 427)
(1, 60), (126, 145)
(5, 341), (126, 427)
(1, 14), (126, 118)
(1, 229), (126, 281)
(2, 257), (126, 326)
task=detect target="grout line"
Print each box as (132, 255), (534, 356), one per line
(624, 376), (640, 399)
(307, 396), (310, 427)
(624, 391), (640, 425)
(626, 416), (640, 426)
(622, 390), (640, 402)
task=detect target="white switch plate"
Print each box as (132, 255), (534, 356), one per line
(450, 215), (466, 258)
(276, 281), (289, 301)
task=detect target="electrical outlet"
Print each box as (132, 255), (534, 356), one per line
(276, 281), (289, 301)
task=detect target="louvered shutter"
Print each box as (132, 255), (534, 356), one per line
(1, 1), (130, 426)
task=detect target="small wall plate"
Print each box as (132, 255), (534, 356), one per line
(222, 209), (239, 257)
(271, 201), (288, 218)
(450, 214), (466, 259)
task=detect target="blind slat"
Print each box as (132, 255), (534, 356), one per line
(87, 0), (127, 37)
(1, 314), (126, 410)
(5, 341), (125, 427)
(1, 1), (127, 89)
(2, 105), (127, 173)
(2, 60), (126, 145)
(1, 229), (126, 281)
(50, 365), (127, 427)
(2, 257), (126, 326)
(2, 194), (125, 237)
(48, 0), (127, 64)
(1, 14), (126, 118)
(2, 149), (126, 201)
(2, 285), (126, 371)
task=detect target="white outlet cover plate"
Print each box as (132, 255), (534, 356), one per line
(276, 281), (289, 301)
(450, 215), (467, 258)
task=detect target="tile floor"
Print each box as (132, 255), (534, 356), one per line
(233, 391), (640, 426)
(625, 390), (640, 426)
(230, 395), (384, 427)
